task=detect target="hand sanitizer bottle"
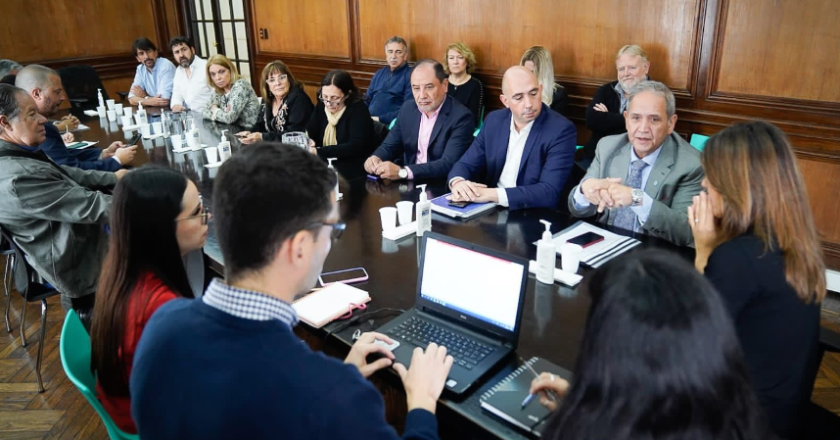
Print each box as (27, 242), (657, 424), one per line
(536, 219), (556, 284)
(136, 102), (148, 126)
(218, 129), (232, 161)
(327, 158), (343, 201)
(97, 88), (105, 109)
(415, 184), (432, 237)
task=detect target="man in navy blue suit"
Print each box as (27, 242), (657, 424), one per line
(447, 66), (576, 210)
(16, 65), (136, 171)
(364, 59), (474, 181)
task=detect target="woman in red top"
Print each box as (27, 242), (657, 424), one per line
(90, 166), (210, 433)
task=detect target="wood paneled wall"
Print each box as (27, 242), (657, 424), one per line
(3, 0), (185, 100)
(251, 0), (840, 268)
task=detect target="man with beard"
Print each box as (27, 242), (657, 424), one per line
(582, 45), (651, 163)
(169, 36), (213, 113)
(16, 65), (136, 171)
(127, 37), (175, 107)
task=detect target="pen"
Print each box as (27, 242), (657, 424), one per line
(519, 357), (559, 409)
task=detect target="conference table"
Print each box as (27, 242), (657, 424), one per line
(62, 106), (693, 439)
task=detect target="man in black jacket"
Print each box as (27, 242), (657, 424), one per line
(365, 59), (473, 181)
(583, 45), (650, 163)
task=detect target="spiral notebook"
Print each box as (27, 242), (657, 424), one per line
(479, 357), (572, 437)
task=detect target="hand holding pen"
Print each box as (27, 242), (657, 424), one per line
(520, 358), (569, 411)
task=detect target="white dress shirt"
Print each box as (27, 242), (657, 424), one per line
(495, 118), (535, 207)
(170, 56), (213, 113)
(573, 144), (662, 231)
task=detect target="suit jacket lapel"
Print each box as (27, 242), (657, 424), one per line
(515, 105), (548, 179)
(643, 135), (676, 199)
(491, 111), (512, 181)
(426, 97), (450, 149)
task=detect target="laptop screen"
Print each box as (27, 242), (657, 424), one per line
(419, 236), (526, 332)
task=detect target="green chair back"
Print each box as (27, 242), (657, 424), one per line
(576, 145), (584, 151)
(690, 133), (710, 152)
(60, 311), (140, 440)
(388, 118), (396, 130)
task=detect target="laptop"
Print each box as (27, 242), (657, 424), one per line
(375, 232), (529, 395)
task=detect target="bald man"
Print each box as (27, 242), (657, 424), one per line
(447, 66), (576, 210)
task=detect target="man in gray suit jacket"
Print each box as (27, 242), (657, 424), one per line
(0, 84), (124, 315)
(568, 81), (703, 246)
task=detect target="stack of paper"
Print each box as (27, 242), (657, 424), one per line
(549, 221), (641, 269)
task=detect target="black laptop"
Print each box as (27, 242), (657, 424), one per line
(376, 232), (529, 395)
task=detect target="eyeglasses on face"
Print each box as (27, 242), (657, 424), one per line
(307, 221), (346, 240)
(267, 74), (288, 83)
(321, 95), (345, 105)
(175, 202), (212, 226)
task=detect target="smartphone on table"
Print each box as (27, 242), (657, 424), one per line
(318, 267), (369, 287)
(566, 232), (605, 248)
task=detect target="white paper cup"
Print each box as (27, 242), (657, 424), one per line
(106, 99), (116, 111)
(185, 134), (197, 148)
(204, 146), (219, 164)
(123, 107), (132, 118)
(106, 109), (117, 121)
(121, 115), (132, 126)
(114, 103), (123, 114)
(140, 124), (151, 137)
(134, 114), (143, 125)
(379, 207), (397, 231)
(560, 243), (583, 274)
(152, 121), (162, 134)
(97, 106), (106, 118)
(170, 135), (183, 150)
(396, 201), (414, 226)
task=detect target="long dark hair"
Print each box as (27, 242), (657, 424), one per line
(91, 166), (195, 397)
(543, 249), (775, 440)
(319, 69), (361, 105)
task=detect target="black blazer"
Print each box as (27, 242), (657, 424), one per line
(307, 99), (375, 179)
(583, 80), (627, 160)
(372, 96), (474, 181)
(550, 84), (569, 116)
(253, 86), (314, 141)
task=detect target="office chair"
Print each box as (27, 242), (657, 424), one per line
(57, 65), (109, 110)
(60, 311), (140, 440)
(1, 234), (15, 333)
(689, 133), (710, 151)
(0, 227), (61, 392)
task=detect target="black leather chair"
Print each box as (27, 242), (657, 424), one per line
(799, 326), (840, 439)
(0, 227), (60, 393)
(56, 65), (108, 110)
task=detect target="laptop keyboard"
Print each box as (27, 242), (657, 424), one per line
(386, 316), (496, 370)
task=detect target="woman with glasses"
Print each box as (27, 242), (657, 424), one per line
(90, 166), (210, 434)
(202, 54), (260, 127)
(520, 46), (568, 116)
(237, 60), (313, 144)
(305, 69), (375, 179)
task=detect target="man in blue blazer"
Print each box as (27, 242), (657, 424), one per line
(448, 66), (577, 210)
(365, 60), (474, 181)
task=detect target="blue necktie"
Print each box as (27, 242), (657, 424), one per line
(612, 160), (648, 231)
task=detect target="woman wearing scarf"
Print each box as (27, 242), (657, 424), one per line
(306, 70), (375, 180)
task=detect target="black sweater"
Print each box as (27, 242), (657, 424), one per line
(252, 86), (314, 141)
(583, 80), (626, 160)
(550, 83), (569, 117)
(447, 76), (483, 128)
(306, 99), (376, 180)
(704, 233), (821, 439)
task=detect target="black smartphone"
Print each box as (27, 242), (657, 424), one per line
(566, 232), (605, 248)
(127, 132), (142, 146)
(448, 200), (470, 208)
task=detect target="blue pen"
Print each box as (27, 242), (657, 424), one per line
(519, 357), (558, 410)
(520, 392), (536, 409)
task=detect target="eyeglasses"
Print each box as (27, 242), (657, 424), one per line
(175, 203), (212, 226)
(307, 221), (346, 240)
(321, 96), (345, 105)
(267, 74), (288, 83)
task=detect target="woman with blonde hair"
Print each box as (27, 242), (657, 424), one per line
(689, 120), (825, 439)
(237, 60), (313, 144)
(202, 54), (260, 127)
(444, 42), (483, 127)
(520, 46), (568, 116)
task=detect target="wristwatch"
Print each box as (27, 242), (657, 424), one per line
(398, 167), (408, 179)
(630, 188), (645, 206)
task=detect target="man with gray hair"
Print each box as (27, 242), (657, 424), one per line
(364, 36), (412, 125)
(0, 84), (125, 322)
(16, 65), (136, 171)
(0, 60), (23, 79)
(582, 45), (652, 162)
(569, 80), (703, 246)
